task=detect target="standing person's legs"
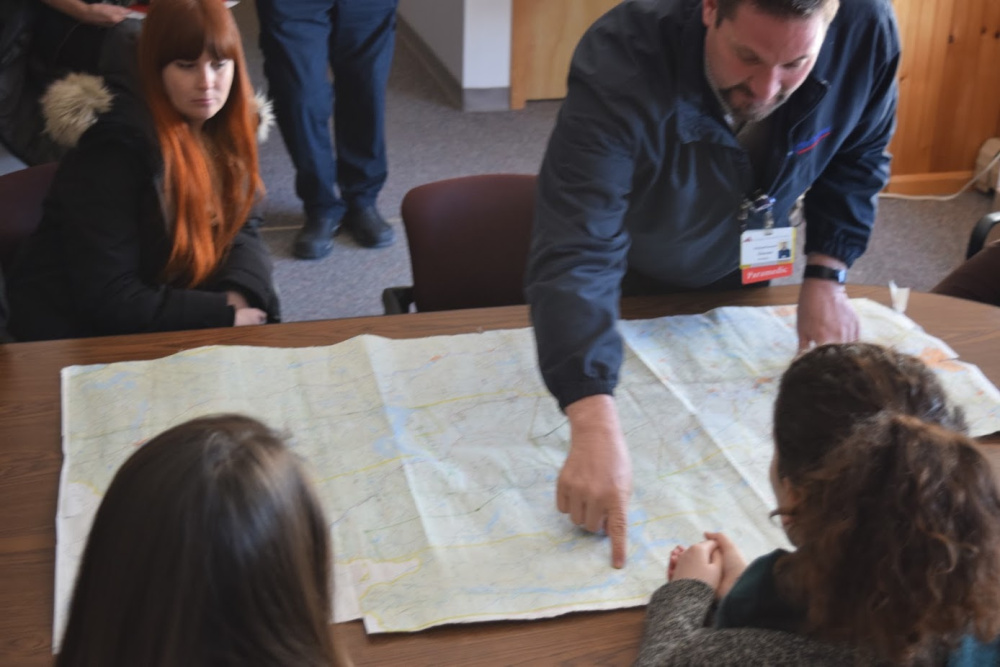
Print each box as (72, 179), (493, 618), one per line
(329, 0), (398, 248)
(256, 0), (343, 259)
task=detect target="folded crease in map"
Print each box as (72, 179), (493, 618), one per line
(55, 299), (1000, 646)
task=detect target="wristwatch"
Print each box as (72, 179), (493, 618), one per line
(803, 264), (847, 284)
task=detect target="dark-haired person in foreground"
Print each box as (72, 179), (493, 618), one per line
(56, 414), (336, 667)
(636, 343), (1000, 665)
(525, 0), (900, 567)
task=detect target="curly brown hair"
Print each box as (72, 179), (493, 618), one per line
(772, 344), (1000, 663)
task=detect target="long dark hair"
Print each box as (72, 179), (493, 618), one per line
(56, 414), (335, 666)
(772, 343), (1000, 663)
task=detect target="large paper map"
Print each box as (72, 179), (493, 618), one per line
(56, 299), (1000, 643)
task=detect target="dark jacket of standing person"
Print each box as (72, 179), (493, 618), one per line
(527, 0), (900, 410)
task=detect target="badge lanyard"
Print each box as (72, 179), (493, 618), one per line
(738, 190), (795, 284)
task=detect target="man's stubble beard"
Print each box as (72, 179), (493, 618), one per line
(721, 83), (790, 124)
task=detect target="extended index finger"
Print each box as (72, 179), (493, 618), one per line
(607, 498), (628, 569)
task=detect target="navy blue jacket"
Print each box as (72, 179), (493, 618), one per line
(525, 0), (900, 409)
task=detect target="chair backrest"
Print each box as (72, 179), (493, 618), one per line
(401, 174), (536, 312)
(0, 161), (58, 272)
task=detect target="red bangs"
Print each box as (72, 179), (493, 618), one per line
(143, 0), (243, 67)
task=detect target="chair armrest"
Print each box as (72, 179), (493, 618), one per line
(382, 286), (415, 315)
(0, 271), (12, 343)
(968, 211), (1000, 259)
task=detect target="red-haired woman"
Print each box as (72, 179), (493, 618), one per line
(7, 0), (279, 341)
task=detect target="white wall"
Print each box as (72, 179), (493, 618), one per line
(462, 0), (511, 89)
(397, 0), (465, 83)
(398, 0), (511, 90)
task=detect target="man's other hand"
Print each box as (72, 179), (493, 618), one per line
(560, 394), (632, 568)
(797, 262), (858, 350)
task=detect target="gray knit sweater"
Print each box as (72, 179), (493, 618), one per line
(634, 579), (874, 666)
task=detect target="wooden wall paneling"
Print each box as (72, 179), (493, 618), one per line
(967, 0), (997, 164)
(891, 0), (952, 176)
(509, 0), (531, 110)
(889, 0), (913, 170)
(890, 0), (923, 174)
(889, 0), (1000, 192)
(932, 0), (975, 170)
(980, 1), (1000, 139)
(914, 0), (951, 174)
(935, 0), (999, 171)
(888, 0), (923, 174)
(510, 0), (620, 110)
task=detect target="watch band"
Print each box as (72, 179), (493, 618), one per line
(803, 264), (847, 284)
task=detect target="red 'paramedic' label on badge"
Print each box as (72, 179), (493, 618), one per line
(742, 263), (794, 283)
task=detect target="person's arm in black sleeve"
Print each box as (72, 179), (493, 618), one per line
(524, 29), (641, 569)
(803, 38), (898, 266)
(39, 0), (131, 28)
(796, 8), (899, 351)
(525, 81), (636, 411)
(59, 139), (237, 335)
(635, 580), (857, 666)
(209, 204), (281, 323)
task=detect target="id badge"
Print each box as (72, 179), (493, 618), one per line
(740, 226), (795, 284)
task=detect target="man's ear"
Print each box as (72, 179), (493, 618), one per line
(702, 0), (719, 28)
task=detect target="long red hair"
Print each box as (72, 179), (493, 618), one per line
(138, 0), (263, 287)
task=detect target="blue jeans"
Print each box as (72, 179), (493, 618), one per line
(255, 0), (398, 219)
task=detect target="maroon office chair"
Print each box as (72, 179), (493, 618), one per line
(932, 211), (1000, 308)
(0, 162), (58, 342)
(0, 162), (58, 272)
(383, 174), (537, 313)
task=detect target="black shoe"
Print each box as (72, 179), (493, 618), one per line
(293, 214), (341, 259)
(342, 206), (395, 248)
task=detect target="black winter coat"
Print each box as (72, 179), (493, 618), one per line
(6, 87), (280, 341)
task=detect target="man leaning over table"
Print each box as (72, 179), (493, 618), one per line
(525, 0), (899, 568)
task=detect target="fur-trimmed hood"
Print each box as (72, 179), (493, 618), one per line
(41, 72), (274, 148)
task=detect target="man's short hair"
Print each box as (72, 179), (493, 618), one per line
(715, 0), (837, 25)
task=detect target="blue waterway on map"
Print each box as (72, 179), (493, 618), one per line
(85, 370), (138, 392)
(378, 406), (433, 459)
(483, 508), (501, 533)
(128, 400), (151, 431)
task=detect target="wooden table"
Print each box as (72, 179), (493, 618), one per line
(3, 285), (999, 666)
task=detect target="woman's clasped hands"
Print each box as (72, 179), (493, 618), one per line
(666, 531), (748, 599)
